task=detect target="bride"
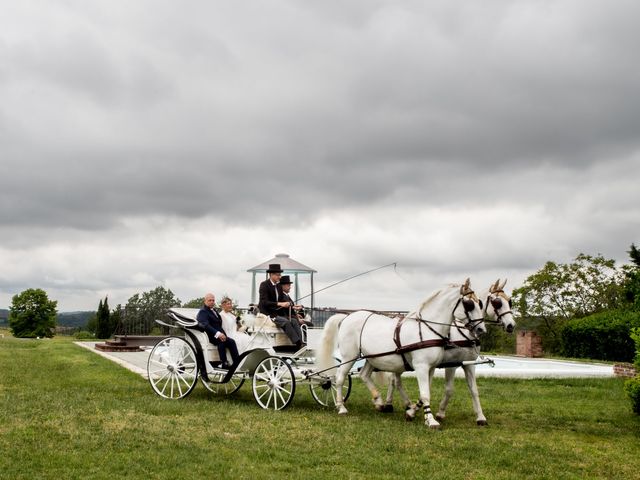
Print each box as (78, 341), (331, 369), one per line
(219, 297), (252, 354)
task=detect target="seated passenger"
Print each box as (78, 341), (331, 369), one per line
(219, 297), (251, 354)
(258, 264), (304, 348)
(278, 276), (312, 326)
(197, 293), (240, 369)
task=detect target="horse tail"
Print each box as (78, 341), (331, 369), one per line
(317, 313), (347, 373)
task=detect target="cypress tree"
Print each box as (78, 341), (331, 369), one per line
(96, 297), (112, 339)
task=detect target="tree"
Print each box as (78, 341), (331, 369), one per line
(182, 297), (205, 308)
(109, 304), (123, 335)
(629, 243), (640, 268)
(8, 288), (57, 338)
(95, 296), (112, 339)
(123, 286), (181, 334)
(623, 243), (640, 308)
(512, 253), (626, 345)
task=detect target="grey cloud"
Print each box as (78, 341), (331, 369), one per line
(1, 1), (640, 309)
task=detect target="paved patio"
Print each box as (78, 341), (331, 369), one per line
(75, 341), (614, 379)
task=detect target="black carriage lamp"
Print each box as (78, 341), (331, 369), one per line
(247, 253), (317, 311)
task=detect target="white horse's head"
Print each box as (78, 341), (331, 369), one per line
(483, 279), (516, 333)
(418, 278), (486, 337)
(456, 278), (487, 336)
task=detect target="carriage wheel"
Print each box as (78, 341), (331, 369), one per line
(147, 337), (198, 399)
(252, 357), (296, 410)
(309, 374), (352, 407)
(201, 371), (245, 395)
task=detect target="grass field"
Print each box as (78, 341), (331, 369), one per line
(1, 335), (639, 480)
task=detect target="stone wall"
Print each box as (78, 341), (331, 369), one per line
(613, 363), (638, 378)
(516, 330), (543, 357)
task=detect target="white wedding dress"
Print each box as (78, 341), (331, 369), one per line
(220, 310), (252, 354)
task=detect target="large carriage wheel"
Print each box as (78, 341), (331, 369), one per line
(252, 357), (296, 410)
(309, 357), (353, 407)
(309, 374), (352, 407)
(147, 337), (198, 399)
(201, 371), (245, 395)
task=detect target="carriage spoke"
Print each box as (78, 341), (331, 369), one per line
(147, 337), (199, 400)
(251, 357), (295, 410)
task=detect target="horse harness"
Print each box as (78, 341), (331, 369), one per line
(357, 294), (482, 371)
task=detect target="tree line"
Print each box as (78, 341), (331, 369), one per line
(6, 243), (639, 352)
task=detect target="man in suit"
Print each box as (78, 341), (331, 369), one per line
(279, 275), (312, 326)
(197, 293), (240, 368)
(258, 264), (304, 348)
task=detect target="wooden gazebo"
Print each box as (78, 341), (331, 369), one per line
(247, 253), (317, 310)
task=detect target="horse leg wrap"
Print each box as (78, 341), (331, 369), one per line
(404, 405), (416, 421)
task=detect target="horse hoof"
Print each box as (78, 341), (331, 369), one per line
(337, 407), (348, 415)
(404, 413), (415, 422)
(382, 404), (394, 413)
(374, 404), (384, 412)
(435, 414), (445, 422)
(428, 423), (441, 430)
(477, 420), (488, 426)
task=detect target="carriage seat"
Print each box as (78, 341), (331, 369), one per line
(167, 308), (223, 363)
(246, 312), (297, 347)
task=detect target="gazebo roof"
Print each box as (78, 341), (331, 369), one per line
(247, 253), (317, 274)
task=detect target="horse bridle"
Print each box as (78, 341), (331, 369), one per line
(451, 290), (485, 332)
(482, 290), (513, 325)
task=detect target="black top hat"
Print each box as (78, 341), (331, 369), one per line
(266, 263), (283, 273)
(279, 275), (293, 285)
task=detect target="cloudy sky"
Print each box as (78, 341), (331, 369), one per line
(1, 0), (639, 312)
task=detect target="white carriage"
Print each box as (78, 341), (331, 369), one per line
(147, 308), (352, 410)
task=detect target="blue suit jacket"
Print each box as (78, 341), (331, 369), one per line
(196, 306), (225, 336)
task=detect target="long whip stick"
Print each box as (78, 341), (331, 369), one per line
(295, 262), (397, 303)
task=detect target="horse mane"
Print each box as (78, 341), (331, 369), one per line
(417, 284), (461, 313)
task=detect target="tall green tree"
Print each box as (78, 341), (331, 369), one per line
(182, 297), (205, 308)
(512, 253), (626, 345)
(623, 243), (640, 308)
(8, 288), (57, 338)
(123, 286), (181, 334)
(95, 296), (112, 339)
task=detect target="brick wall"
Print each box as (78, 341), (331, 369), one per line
(613, 363), (638, 378)
(516, 330), (543, 357)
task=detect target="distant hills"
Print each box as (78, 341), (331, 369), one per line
(56, 311), (95, 328)
(0, 309), (94, 328)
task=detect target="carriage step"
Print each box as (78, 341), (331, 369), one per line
(95, 342), (144, 352)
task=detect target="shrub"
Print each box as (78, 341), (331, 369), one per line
(74, 330), (95, 340)
(560, 310), (640, 362)
(479, 326), (516, 354)
(631, 327), (640, 370)
(625, 376), (640, 415)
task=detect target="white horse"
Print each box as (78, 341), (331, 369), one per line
(382, 279), (516, 425)
(317, 279), (486, 429)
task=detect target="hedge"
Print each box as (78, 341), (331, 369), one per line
(560, 310), (640, 362)
(625, 327), (640, 415)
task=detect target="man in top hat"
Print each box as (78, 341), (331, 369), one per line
(279, 275), (313, 327)
(258, 263), (304, 348)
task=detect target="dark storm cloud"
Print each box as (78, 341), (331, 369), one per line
(1, 1), (640, 309)
(2, 0), (640, 233)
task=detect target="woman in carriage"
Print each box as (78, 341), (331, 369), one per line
(219, 296), (252, 354)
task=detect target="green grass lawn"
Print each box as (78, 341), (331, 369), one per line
(1, 336), (639, 480)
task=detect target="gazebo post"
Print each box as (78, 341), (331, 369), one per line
(311, 272), (315, 310)
(251, 272), (256, 304)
